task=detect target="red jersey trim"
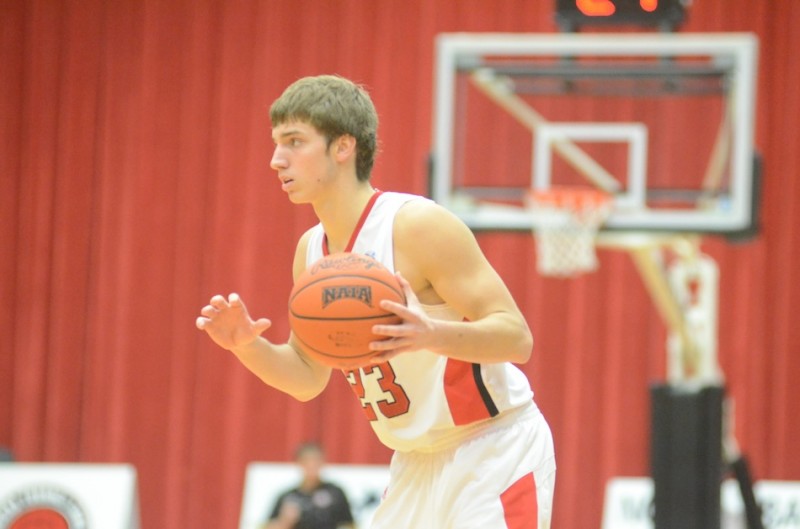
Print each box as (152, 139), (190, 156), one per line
(323, 190), (382, 255)
(443, 359), (499, 425)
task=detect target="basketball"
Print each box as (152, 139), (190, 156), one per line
(288, 253), (405, 369)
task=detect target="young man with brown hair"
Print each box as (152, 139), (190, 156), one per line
(197, 75), (556, 528)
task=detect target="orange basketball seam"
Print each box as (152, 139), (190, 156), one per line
(288, 313), (401, 322)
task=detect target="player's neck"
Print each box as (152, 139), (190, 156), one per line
(314, 181), (377, 254)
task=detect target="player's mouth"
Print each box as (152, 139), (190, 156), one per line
(280, 177), (295, 192)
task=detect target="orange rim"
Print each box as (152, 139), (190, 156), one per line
(527, 186), (612, 210)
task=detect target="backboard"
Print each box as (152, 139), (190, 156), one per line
(429, 33), (759, 236)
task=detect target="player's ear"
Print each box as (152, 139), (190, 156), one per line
(333, 134), (356, 161)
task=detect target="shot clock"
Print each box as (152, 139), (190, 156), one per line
(555, 0), (688, 31)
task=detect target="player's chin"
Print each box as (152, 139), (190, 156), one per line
(281, 186), (309, 203)
(286, 192), (309, 205)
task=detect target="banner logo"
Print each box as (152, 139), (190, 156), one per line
(0, 485), (88, 529)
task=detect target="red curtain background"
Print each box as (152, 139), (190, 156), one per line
(2, 1), (798, 528)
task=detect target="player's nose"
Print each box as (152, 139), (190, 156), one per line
(270, 145), (288, 171)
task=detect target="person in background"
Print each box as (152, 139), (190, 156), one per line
(263, 442), (355, 529)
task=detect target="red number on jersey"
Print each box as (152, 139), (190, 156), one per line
(345, 362), (410, 421)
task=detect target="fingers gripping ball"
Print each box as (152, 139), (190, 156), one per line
(288, 253), (405, 369)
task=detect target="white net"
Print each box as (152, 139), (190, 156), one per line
(527, 188), (612, 277)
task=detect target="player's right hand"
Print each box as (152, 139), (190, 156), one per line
(196, 293), (272, 351)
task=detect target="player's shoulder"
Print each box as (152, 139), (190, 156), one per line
(394, 195), (469, 236)
(395, 195), (457, 223)
(393, 195), (479, 266)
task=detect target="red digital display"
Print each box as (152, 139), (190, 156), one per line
(575, 0), (660, 16)
(555, 0), (686, 29)
(577, 0), (616, 17)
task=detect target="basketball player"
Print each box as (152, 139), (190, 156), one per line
(196, 75), (556, 529)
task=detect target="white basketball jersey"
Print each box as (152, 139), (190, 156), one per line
(306, 191), (535, 452)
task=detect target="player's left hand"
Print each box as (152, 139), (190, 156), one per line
(369, 272), (436, 363)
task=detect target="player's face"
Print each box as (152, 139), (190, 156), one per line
(271, 121), (336, 204)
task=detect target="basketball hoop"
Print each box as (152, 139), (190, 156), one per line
(526, 187), (613, 277)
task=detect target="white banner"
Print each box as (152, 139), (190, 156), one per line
(239, 462), (390, 529)
(0, 463), (139, 529)
(603, 477), (800, 529)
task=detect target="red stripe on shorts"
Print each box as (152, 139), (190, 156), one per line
(501, 472), (538, 529)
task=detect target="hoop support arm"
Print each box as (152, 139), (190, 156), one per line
(470, 69), (622, 193)
(628, 242), (700, 378)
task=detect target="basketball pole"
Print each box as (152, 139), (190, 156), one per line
(610, 235), (764, 529)
(627, 239), (703, 379)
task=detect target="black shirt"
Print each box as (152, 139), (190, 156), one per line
(268, 482), (354, 529)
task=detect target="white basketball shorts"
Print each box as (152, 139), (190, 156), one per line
(370, 403), (556, 529)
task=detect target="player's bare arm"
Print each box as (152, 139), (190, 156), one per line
(195, 229), (331, 401)
(370, 199), (533, 364)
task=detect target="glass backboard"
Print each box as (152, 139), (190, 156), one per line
(429, 32), (759, 236)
